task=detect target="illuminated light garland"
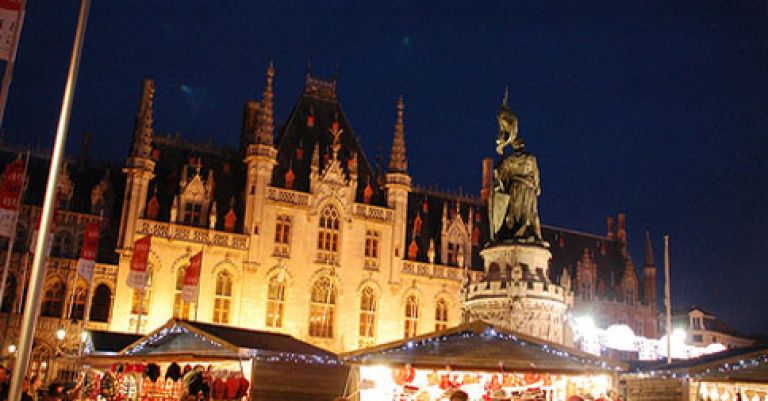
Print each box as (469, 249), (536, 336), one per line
(637, 353), (768, 380)
(348, 327), (623, 371)
(123, 324), (340, 365)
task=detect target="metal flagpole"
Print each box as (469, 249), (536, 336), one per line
(0, 151), (28, 316)
(8, 1), (90, 400)
(0, 0), (27, 129)
(664, 234), (672, 364)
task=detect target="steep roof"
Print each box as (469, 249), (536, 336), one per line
(271, 75), (384, 206)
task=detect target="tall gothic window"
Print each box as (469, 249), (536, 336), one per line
(308, 277), (336, 338)
(173, 267), (192, 319)
(69, 284), (87, 320)
(89, 284), (112, 323)
(30, 345), (52, 383)
(447, 242), (459, 265)
(359, 287), (377, 345)
(404, 295), (419, 338)
(265, 275), (286, 328)
(626, 289), (634, 306)
(1, 274), (16, 313)
(274, 215), (291, 256)
(317, 205), (340, 262)
(435, 298), (449, 332)
(41, 279), (65, 317)
(213, 271), (232, 324)
(52, 231), (74, 258)
(364, 230), (380, 269)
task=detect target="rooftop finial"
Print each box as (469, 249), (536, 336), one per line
(131, 79), (155, 159)
(387, 95), (408, 173)
(644, 230), (655, 267)
(256, 62), (275, 145)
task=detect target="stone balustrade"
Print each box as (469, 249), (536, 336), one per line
(401, 260), (483, 283)
(266, 187), (311, 207)
(137, 219), (249, 250)
(352, 204), (393, 222)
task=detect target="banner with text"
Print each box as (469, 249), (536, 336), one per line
(0, 157), (24, 237)
(126, 235), (151, 289)
(0, 0), (23, 61)
(76, 221), (100, 282)
(181, 251), (202, 303)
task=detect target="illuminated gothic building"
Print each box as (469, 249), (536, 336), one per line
(0, 64), (661, 377)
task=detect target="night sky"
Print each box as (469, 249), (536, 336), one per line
(3, 1), (768, 334)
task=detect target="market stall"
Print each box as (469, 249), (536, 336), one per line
(624, 343), (768, 401)
(82, 319), (348, 401)
(342, 321), (627, 401)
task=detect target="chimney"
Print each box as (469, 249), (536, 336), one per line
(481, 157), (493, 203)
(617, 213), (627, 244)
(606, 216), (615, 240)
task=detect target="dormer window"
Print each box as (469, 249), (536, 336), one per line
(183, 201), (203, 225)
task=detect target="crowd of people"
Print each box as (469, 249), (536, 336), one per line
(0, 366), (81, 401)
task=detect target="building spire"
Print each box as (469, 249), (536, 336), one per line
(644, 230), (655, 267)
(131, 79), (155, 159)
(256, 61), (275, 145)
(387, 95), (408, 173)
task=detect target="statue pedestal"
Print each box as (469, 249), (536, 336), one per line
(462, 242), (572, 344)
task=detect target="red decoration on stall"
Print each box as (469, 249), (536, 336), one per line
(391, 365), (415, 385)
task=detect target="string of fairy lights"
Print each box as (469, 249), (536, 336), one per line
(347, 327), (623, 372)
(122, 324), (340, 365)
(639, 353), (768, 380)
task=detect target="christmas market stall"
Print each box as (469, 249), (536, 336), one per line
(342, 321), (627, 401)
(622, 343), (768, 401)
(82, 319), (348, 401)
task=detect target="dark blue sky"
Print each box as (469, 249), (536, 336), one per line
(4, 1), (768, 334)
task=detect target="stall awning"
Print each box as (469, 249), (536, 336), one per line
(88, 330), (142, 354)
(103, 319), (339, 364)
(631, 343), (768, 383)
(342, 320), (626, 374)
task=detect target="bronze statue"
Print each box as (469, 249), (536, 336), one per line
(488, 90), (544, 244)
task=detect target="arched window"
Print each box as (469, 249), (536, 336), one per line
(265, 275), (286, 328)
(69, 284), (87, 320)
(435, 298), (449, 331)
(89, 284), (112, 323)
(13, 225), (27, 252)
(317, 205), (340, 262)
(213, 271), (232, 324)
(173, 267), (192, 319)
(130, 272), (152, 315)
(308, 277), (336, 338)
(274, 215), (291, 256)
(359, 287), (377, 345)
(30, 345), (52, 383)
(41, 279), (65, 317)
(52, 231), (74, 258)
(404, 295), (419, 338)
(1, 274), (16, 313)
(626, 289), (634, 306)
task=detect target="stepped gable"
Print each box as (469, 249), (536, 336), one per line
(149, 134), (246, 232)
(543, 226), (626, 299)
(272, 74), (384, 206)
(405, 187), (486, 268)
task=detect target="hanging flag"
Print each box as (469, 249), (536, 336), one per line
(181, 251), (202, 303)
(76, 221), (100, 282)
(126, 235), (151, 289)
(0, 0), (23, 61)
(0, 157), (24, 237)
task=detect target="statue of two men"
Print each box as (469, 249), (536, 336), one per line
(488, 91), (544, 244)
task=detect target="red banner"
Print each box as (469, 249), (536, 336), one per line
(126, 236), (151, 289)
(0, 158), (24, 237)
(182, 251), (202, 303)
(76, 221), (101, 282)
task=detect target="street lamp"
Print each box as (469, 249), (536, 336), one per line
(7, 344), (15, 353)
(55, 328), (66, 341)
